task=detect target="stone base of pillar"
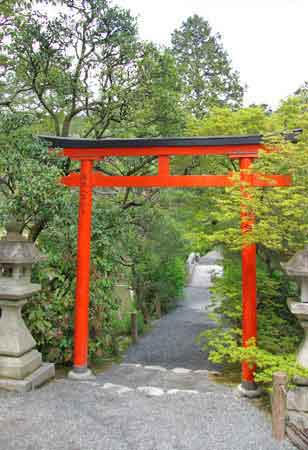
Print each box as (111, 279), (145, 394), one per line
(238, 381), (263, 398)
(0, 362), (55, 393)
(68, 368), (95, 381)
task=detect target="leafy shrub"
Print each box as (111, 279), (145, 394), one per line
(154, 256), (186, 312)
(111, 310), (145, 337)
(132, 251), (186, 317)
(20, 186), (122, 365)
(199, 253), (305, 388)
(24, 267), (119, 364)
(127, 206), (188, 320)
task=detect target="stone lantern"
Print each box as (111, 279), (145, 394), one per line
(0, 221), (55, 392)
(282, 247), (308, 368)
(282, 247), (308, 427)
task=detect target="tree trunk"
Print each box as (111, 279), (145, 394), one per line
(61, 117), (72, 137)
(28, 219), (47, 242)
(141, 305), (150, 324)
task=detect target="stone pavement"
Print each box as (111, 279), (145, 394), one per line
(0, 252), (295, 450)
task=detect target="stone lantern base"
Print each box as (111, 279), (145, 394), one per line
(288, 381), (308, 430)
(0, 363), (55, 393)
(0, 299), (55, 393)
(287, 300), (308, 427)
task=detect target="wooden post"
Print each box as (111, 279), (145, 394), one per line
(155, 301), (161, 319)
(131, 312), (138, 344)
(272, 371), (288, 441)
(158, 156), (170, 176)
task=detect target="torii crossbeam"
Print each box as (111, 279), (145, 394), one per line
(42, 134), (291, 395)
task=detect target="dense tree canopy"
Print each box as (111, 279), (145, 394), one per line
(2, 0), (139, 136)
(1, 0), (185, 138)
(171, 15), (243, 118)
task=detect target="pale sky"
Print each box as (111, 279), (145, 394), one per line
(116, 0), (308, 109)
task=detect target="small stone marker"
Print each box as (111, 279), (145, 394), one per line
(120, 363), (142, 368)
(167, 389), (198, 395)
(144, 365), (167, 372)
(102, 383), (133, 394)
(137, 386), (164, 397)
(172, 368), (191, 374)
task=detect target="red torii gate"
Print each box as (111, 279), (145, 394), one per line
(43, 134), (291, 395)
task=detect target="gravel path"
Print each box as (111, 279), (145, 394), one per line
(123, 265), (219, 371)
(0, 252), (295, 450)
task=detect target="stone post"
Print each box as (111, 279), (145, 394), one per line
(0, 221), (55, 392)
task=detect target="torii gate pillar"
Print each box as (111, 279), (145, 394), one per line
(238, 157), (260, 397)
(68, 160), (94, 380)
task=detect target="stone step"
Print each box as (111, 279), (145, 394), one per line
(56, 378), (238, 400)
(60, 363), (230, 396)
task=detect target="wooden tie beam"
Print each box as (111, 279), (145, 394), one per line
(41, 134), (292, 392)
(62, 170), (290, 189)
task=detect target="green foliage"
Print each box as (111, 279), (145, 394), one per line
(0, 111), (189, 364)
(209, 253), (300, 346)
(199, 252), (304, 387)
(132, 253), (186, 318)
(252, 135), (308, 255)
(0, 111), (120, 363)
(203, 333), (308, 387)
(0, 0), (192, 358)
(3, 0), (139, 136)
(112, 45), (185, 138)
(111, 310), (145, 338)
(185, 105), (272, 136)
(179, 97), (308, 388)
(154, 256), (186, 312)
(181, 102), (308, 255)
(126, 205), (187, 318)
(171, 15), (243, 118)
(1, 0), (186, 138)
(0, 112), (66, 235)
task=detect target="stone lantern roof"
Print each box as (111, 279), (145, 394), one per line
(281, 246), (308, 278)
(0, 221), (47, 265)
